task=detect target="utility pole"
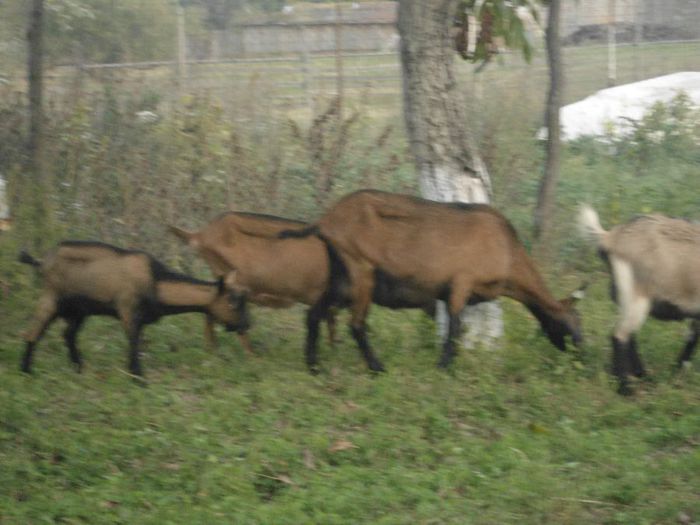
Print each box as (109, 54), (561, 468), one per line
(334, 2), (344, 119)
(607, 0), (617, 86)
(535, 0), (563, 244)
(176, 1), (188, 92)
(27, 0), (48, 243)
(28, 0), (45, 181)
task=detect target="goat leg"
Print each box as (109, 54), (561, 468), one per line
(625, 335), (647, 378)
(325, 308), (338, 347)
(63, 317), (85, 373)
(612, 335), (633, 395)
(676, 320), (699, 369)
(438, 312), (462, 369)
(21, 342), (37, 374)
(21, 295), (58, 374)
(347, 265), (384, 372)
(438, 284), (470, 369)
(350, 323), (385, 372)
(305, 301), (327, 373)
(125, 318), (144, 377)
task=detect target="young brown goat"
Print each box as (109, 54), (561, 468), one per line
(170, 213), (338, 355)
(579, 205), (700, 394)
(170, 212), (436, 370)
(280, 190), (583, 372)
(20, 241), (249, 376)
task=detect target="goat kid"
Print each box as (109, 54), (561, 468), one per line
(579, 205), (700, 394)
(281, 190), (583, 372)
(170, 212), (339, 354)
(20, 241), (249, 376)
(170, 212), (436, 371)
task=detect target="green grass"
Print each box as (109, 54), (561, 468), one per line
(1, 275), (699, 524)
(32, 41), (700, 121)
(2, 38), (699, 525)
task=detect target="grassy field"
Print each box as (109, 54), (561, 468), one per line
(1, 35), (699, 525)
(1, 255), (699, 524)
(33, 40), (700, 122)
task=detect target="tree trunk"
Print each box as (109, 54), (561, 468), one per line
(0, 176), (10, 231)
(26, 0), (47, 243)
(27, 0), (45, 180)
(176, 3), (188, 91)
(534, 0), (563, 243)
(397, 0), (502, 348)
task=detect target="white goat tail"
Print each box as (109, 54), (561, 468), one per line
(578, 205), (608, 245)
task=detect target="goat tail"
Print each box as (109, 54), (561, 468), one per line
(278, 225), (319, 240)
(19, 250), (41, 268)
(578, 205), (610, 247)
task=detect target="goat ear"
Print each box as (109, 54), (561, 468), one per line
(168, 225), (198, 247)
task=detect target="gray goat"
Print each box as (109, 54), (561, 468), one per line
(579, 205), (699, 394)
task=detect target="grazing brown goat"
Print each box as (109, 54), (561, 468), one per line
(170, 213), (337, 355)
(579, 205), (700, 394)
(170, 212), (436, 370)
(19, 241), (249, 376)
(280, 190), (583, 372)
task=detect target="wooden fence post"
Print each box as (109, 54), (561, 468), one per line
(176, 2), (188, 93)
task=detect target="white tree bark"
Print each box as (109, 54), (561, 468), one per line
(420, 164), (503, 349)
(0, 176), (9, 220)
(398, 0), (503, 349)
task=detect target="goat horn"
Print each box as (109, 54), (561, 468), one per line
(168, 225), (198, 247)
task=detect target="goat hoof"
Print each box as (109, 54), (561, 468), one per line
(675, 360), (693, 373)
(20, 358), (33, 374)
(437, 358), (453, 370)
(617, 383), (634, 396)
(631, 367), (647, 379)
(368, 361), (386, 373)
(307, 364), (321, 375)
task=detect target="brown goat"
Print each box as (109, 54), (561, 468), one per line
(19, 241), (249, 376)
(280, 190), (583, 371)
(170, 213), (337, 353)
(170, 211), (436, 370)
(579, 205), (700, 394)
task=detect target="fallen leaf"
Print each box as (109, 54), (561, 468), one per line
(329, 439), (357, 453)
(528, 422), (549, 434)
(100, 500), (120, 509)
(303, 449), (316, 470)
(276, 474), (293, 485)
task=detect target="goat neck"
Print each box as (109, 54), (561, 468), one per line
(155, 280), (216, 315)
